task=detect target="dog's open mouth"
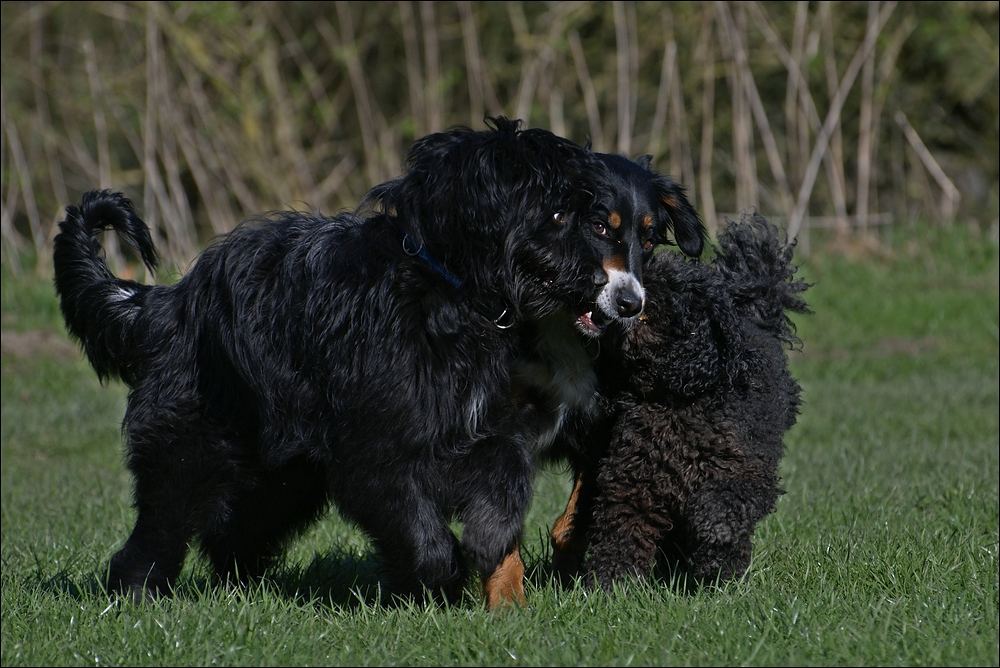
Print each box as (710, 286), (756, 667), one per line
(575, 306), (608, 336)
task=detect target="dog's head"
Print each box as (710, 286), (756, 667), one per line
(573, 153), (706, 338)
(601, 252), (744, 400)
(363, 117), (612, 326)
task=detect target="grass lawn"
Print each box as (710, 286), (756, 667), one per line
(2, 222), (997, 666)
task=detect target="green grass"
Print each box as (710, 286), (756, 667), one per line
(2, 223), (997, 666)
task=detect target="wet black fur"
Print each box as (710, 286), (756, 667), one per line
(558, 213), (811, 592)
(52, 118), (624, 605)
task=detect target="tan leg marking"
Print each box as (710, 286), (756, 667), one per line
(483, 542), (526, 610)
(551, 475), (588, 578)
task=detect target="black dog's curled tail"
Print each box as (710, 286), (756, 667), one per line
(712, 212), (812, 346)
(53, 190), (159, 385)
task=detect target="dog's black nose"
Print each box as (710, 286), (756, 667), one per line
(616, 290), (643, 317)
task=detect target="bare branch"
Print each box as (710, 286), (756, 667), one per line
(568, 30), (605, 150)
(895, 110), (961, 222)
(787, 1), (898, 240)
(697, 9), (718, 233)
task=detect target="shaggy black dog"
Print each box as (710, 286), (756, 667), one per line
(549, 213), (810, 592)
(53, 117), (686, 608)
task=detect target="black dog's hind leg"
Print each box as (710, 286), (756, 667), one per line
(198, 454), (330, 585)
(109, 419), (239, 602)
(107, 372), (274, 603)
(108, 513), (190, 603)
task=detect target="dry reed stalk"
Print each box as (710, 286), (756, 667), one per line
(510, 4), (572, 128)
(895, 110), (960, 222)
(568, 29), (605, 151)
(172, 55), (261, 218)
(458, 1), (503, 125)
(646, 12), (675, 169)
(716, 1), (794, 218)
(29, 16), (68, 225)
(855, 1), (879, 230)
(661, 10), (696, 195)
(785, 1), (808, 188)
(787, 1), (898, 240)
(696, 8), (718, 233)
(325, 4), (382, 188)
(866, 15), (914, 228)
(81, 35), (129, 270)
(267, 10), (336, 130)
(420, 1), (444, 133)
(613, 1), (634, 155)
(749, 1), (849, 229)
(142, 5), (163, 251)
(1, 87), (28, 272)
(258, 43), (318, 199)
(398, 1), (426, 138)
(716, 2), (755, 212)
(819, 0), (850, 234)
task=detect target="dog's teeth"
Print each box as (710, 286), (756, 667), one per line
(575, 311), (605, 335)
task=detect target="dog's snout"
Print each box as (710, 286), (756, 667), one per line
(616, 290), (643, 318)
(595, 269), (645, 324)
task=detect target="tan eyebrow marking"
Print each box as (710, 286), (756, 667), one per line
(643, 214), (653, 230)
(608, 212), (621, 229)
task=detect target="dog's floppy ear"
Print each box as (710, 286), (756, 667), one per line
(654, 175), (706, 258)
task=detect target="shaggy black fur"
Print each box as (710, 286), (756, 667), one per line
(52, 118), (652, 607)
(550, 213), (811, 592)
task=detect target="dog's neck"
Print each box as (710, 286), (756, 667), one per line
(390, 217), (515, 329)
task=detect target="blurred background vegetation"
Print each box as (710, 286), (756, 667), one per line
(1, 1), (998, 275)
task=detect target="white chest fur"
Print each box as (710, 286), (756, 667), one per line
(512, 313), (599, 453)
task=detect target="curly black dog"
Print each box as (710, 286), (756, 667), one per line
(55, 117), (702, 608)
(549, 212), (810, 592)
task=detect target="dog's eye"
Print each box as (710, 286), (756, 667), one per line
(553, 211), (565, 224)
(593, 222), (608, 236)
(643, 240), (654, 251)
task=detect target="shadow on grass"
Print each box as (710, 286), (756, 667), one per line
(33, 538), (715, 613)
(519, 535), (709, 601)
(32, 547), (501, 612)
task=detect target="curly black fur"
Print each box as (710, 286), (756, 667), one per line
(553, 212), (811, 592)
(53, 118), (633, 606)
